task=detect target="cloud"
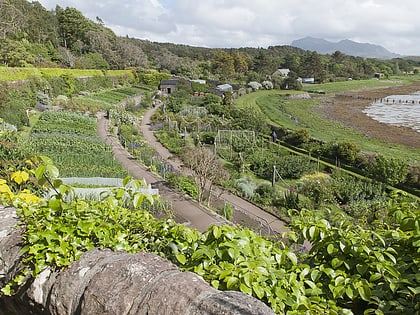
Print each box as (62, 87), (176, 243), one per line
(37, 0), (420, 55)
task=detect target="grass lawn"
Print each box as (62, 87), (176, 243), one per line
(235, 79), (420, 163)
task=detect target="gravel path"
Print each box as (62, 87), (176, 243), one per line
(97, 102), (291, 237)
(97, 111), (228, 232)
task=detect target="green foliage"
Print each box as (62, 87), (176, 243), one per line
(277, 155), (315, 179)
(331, 173), (387, 205)
(366, 155), (409, 186)
(1, 157), (418, 314)
(155, 130), (184, 154)
(74, 53), (110, 70)
(166, 173), (199, 200)
(231, 105), (270, 134)
(290, 193), (420, 314)
(222, 202), (234, 220)
(27, 110), (127, 178)
(138, 71), (171, 87)
(248, 149), (278, 180)
(235, 176), (257, 199)
(297, 172), (335, 206)
(0, 83), (34, 129)
(284, 128), (311, 146)
(254, 182), (274, 205)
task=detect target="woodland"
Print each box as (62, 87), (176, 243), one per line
(0, 0), (419, 80)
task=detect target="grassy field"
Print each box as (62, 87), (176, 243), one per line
(235, 79), (420, 162)
(301, 77), (411, 94)
(0, 67), (133, 82)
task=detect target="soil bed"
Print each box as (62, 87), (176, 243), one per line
(316, 81), (420, 148)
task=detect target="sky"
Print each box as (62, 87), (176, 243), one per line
(37, 0), (420, 56)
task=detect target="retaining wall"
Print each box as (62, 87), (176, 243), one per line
(0, 205), (275, 315)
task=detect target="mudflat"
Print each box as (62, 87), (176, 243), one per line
(316, 81), (420, 148)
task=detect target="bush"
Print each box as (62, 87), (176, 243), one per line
(167, 173), (198, 200)
(277, 155), (315, 179)
(235, 176), (257, 199)
(254, 182), (274, 205)
(284, 128), (311, 146)
(248, 149), (278, 180)
(199, 131), (216, 145)
(297, 172), (335, 206)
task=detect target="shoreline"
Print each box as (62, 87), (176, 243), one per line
(316, 82), (420, 149)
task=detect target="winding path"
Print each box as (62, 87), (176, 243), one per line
(97, 112), (227, 232)
(97, 102), (290, 237)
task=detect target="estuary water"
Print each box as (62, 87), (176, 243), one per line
(363, 92), (420, 133)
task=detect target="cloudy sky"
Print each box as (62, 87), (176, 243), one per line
(37, 0), (420, 56)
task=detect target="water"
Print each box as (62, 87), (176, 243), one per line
(363, 92), (420, 133)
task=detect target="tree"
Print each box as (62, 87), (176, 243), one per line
(232, 51), (250, 74)
(0, 0), (25, 39)
(212, 50), (235, 80)
(300, 51), (325, 83)
(230, 105), (269, 134)
(367, 155), (409, 186)
(56, 6), (93, 51)
(181, 146), (229, 205)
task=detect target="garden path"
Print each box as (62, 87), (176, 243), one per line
(138, 103), (290, 237)
(97, 111), (227, 232)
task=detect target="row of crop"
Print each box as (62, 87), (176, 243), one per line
(27, 110), (127, 178)
(75, 86), (145, 109)
(31, 111), (98, 136)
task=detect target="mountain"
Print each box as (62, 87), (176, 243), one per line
(291, 36), (400, 59)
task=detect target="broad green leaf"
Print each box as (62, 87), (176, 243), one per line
(408, 286), (420, 295)
(211, 280), (219, 289)
(239, 282), (253, 295)
(122, 176), (131, 186)
(384, 264), (400, 278)
(34, 165), (47, 180)
(311, 269), (321, 282)
(175, 253), (186, 265)
(213, 226), (221, 239)
(285, 251), (297, 265)
(252, 283), (265, 299)
(357, 284), (371, 301)
(346, 286), (354, 299)
(389, 281), (398, 293)
(48, 198), (62, 211)
(383, 251), (397, 264)
(243, 272), (252, 287)
(46, 164), (59, 178)
(53, 179), (63, 189)
(309, 226), (316, 239)
(1, 284), (12, 296)
(226, 276), (238, 290)
(133, 193), (145, 208)
(331, 258), (343, 269)
(327, 243), (335, 255)
(219, 269), (231, 280)
(356, 263), (368, 275)
(333, 285), (345, 299)
(369, 273), (382, 282)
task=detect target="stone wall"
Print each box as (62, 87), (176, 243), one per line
(0, 205), (275, 315)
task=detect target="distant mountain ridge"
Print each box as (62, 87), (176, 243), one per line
(291, 36), (400, 59)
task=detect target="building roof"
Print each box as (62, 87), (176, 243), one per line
(273, 68), (290, 76)
(160, 79), (179, 86)
(216, 84), (233, 91)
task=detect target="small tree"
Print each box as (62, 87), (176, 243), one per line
(181, 146), (229, 205)
(366, 155), (409, 186)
